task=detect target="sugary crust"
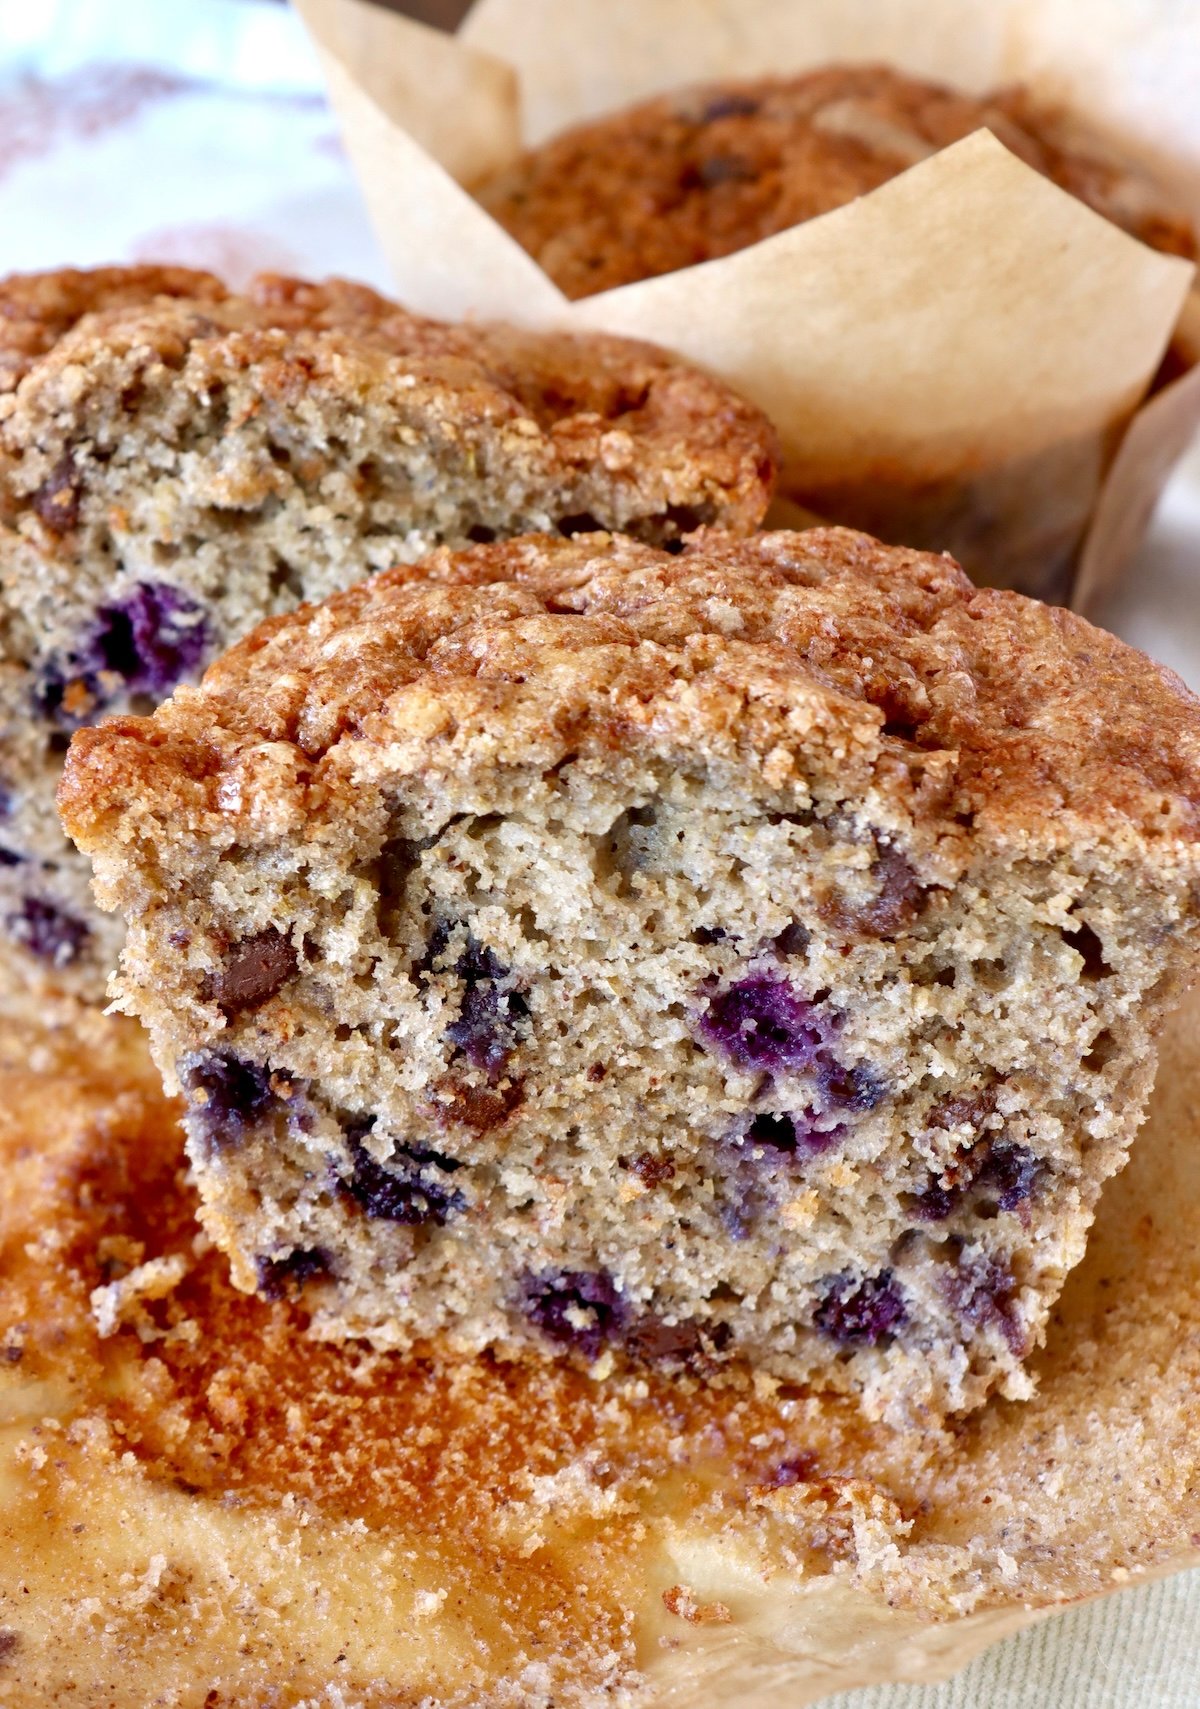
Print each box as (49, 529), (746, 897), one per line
(60, 527), (1200, 867)
(475, 66), (1198, 299)
(0, 270), (777, 536)
(0, 263), (227, 392)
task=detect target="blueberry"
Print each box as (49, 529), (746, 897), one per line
(343, 1132), (465, 1226)
(817, 1060), (887, 1112)
(944, 1252), (1024, 1354)
(766, 1452), (817, 1488)
(5, 896), (89, 967)
(698, 977), (826, 1073)
(37, 581), (208, 726)
(978, 1144), (1040, 1213)
(814, 1271), (907, 1346)
(255, 1246), (331, 1301)
(521, 1269), (625, 1361)
(437, 933), (529, 1082)
(743, 1110), (841, 1161)
(184, 1052), (278, 1147)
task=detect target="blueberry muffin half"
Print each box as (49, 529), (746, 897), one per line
(476, 65), (1197, 300)
(0, 267), (776, 1005)
(60, 527), (1200, 1419)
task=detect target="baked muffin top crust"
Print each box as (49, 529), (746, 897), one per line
(60, 527), (1200, 870)
(476, 65), (1198, 298)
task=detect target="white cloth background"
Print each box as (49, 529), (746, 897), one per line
(0, 1), (1196, 1701)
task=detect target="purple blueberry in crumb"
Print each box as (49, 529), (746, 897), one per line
(37, 581), (208, 727)
(522, 1269), (625, 1361)
(912, 1182), (960, 1222)
(184, 1052), (278, 1147)
(744, 1110), (841, 1162)
(436, 932), (530, 1082)
(344, 1133), (465, 1226)
(0, 849), (22, 868)
(255, 1246), (331, 1301)
(814, 1270), (907, 1346)
(699, 92), (761, 122)
(698, 976), (826, 1073)
(766, 1452), (818, 1488)
(5, 896), (89, 967)
(944, 1252), (1024, 1355)
(817, 1059), (887, 1112)
(978, 1145), (1040, 1213)
(0, 779), (12, 819)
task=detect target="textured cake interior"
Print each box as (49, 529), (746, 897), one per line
(94, 765), (1191, 1421)
(0, 269), (773, 1001)
(61, 529), (1200, 1420)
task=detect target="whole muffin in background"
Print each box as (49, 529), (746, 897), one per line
(0, 265), (776, 1008)
(476, 64), (1196, 298)
(60, 525), (1200, 1421)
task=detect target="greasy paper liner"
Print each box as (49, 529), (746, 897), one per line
(1, 986), (1198, 1706)
(293, 0), (1200, 612)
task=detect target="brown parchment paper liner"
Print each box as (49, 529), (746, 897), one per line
(293, 0), (1200, 612)
(2, 988), (1198, 1703)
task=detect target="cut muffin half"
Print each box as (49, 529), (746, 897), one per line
(60, 528), (1200, 1418)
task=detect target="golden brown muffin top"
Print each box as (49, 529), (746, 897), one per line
(60, 528), (1200, 875)
(476, 65), (1197, 298)
(0, 267), (776, 543)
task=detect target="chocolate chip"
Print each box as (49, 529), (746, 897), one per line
(0, 1629), (19, 1663)
(430, 1075), (524, 1133)
(31, 454), (82, 533)
(625, 1150), (676, 1188)
(624, 1314), (732, 1371)
(203, 927), (297, 1013)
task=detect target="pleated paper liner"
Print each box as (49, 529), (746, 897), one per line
(1, 987), (1197, 1704)
(294, 0), (1200, 613)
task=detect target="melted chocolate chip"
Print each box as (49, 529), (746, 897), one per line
(625, 1150), (676, 1188)
(255, 1246), (332, 1301)
(203, 927), (297, 1014)
(430, 1075), (525, 1134)
(624, 1314), (732, 1371)
(0, 1629), (20, 1663)
(814, 1270), (907, 1346)
(31, 454), (82, 533)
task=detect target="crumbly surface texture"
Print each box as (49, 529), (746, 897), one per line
(0, 266), (775, 1005)
(1, 989), (1198, 1705)
(475, 66), (1198, 299)
(61, 527), (1200, 1420)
